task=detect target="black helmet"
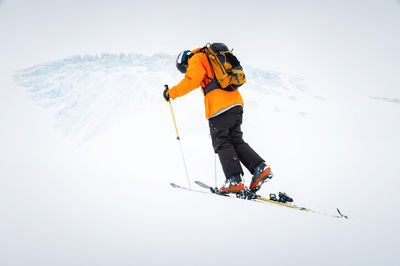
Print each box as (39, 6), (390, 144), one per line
(176, 50), (191, 74)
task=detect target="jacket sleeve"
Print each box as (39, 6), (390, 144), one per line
(169, 54), (206, 100)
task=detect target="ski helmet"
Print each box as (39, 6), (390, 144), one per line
(176, 50), (191, 74)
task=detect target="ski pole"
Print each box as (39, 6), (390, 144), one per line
(209, 133), (218, 188)
(165, 85), (192, 190)
(214, 154), (218, 188)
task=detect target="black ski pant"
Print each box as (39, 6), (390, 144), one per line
(209, 105), (264, 179)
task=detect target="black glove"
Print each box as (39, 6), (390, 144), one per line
(163, 85), (170, 102)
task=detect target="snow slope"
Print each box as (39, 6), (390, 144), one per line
(1, 52), (399, 266)
(1, 0), (400, 265)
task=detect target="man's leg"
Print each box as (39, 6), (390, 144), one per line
(229, 106), (264, 174)
(209, 109), (243, 178)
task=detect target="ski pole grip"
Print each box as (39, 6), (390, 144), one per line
(164, 84), (170, 102)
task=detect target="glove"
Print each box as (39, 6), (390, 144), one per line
(163, 85), (170, 102)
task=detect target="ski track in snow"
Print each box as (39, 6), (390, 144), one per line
(369, 96), (400, 105)
(15, 53), (318, 140)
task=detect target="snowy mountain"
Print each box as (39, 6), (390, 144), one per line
(14, 53), (317, 140)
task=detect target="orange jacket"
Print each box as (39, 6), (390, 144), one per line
(169, 51), (244, 119)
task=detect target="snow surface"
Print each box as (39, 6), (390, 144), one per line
(2, 52), (399, 266)
(1, 1), (400, 266)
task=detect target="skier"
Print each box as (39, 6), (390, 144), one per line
(163, 46), (272, 194)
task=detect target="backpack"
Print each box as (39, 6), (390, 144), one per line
(191, 43), (246, 95)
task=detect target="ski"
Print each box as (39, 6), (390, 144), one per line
(170, 182), (206, 194)
(170, 182), (190, 190)
(194, 181), (348, 219)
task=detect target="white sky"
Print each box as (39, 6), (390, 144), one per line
(1, 0), (399, 99)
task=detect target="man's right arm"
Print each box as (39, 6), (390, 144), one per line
(169, 55), (206, 100)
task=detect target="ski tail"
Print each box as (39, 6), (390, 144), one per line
(194, 180), (211, 190)
(170, 182), (191, 190)
(195, 180), (227, 195)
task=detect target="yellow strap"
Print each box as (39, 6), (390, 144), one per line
(256, 197), (308, 210)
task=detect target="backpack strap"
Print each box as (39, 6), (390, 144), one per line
(202, 76), (219, 95)
(188, 47), (206, 59)
(188, 45), (221, 96)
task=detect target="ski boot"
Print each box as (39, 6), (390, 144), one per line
(249, 162), (273, 192)
(219, 174), (245, 194)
